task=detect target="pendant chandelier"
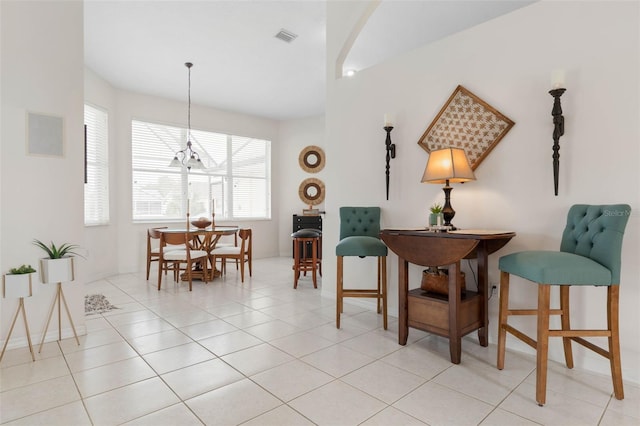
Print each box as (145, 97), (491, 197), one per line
(169, 62), (204, 170)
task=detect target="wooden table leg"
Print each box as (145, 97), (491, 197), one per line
(476, 242), (489, 347)
(448, 261), (462, 364)
(398, 257), (409, 345)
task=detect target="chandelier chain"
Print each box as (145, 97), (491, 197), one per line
(186, 62), (193, 143)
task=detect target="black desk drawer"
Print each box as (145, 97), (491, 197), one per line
(292, 215), (322, 258)
(293, 214), (322, 231)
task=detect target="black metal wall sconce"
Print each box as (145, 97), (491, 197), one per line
(384, 114), (396, 200)
(549, 70), (566, 196)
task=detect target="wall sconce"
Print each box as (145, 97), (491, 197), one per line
(549, 69), (566, 196)
(421, 147), (476, 229)
(384, 113), (396, 200)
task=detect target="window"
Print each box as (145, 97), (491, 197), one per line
(84, 104), (109, 225)
(131, 120), (271, 222)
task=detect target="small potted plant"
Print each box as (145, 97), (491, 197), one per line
(429, 203), (444, 226)
(3, 264), (37, 298)
(33, 239), (82, 284)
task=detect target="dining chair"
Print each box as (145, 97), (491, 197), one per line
(157, 230), (209, 291)
(146, 227), (167, 280)
(214, 226), (239, 271)
(336, 207), (388, 329)
(210, 228), (252, 282)
(497, 204), (631, 406)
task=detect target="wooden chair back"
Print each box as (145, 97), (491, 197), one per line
(160, 231), (190, 250)
(238, 228), (252, 257)
(146, 226), (168, 280)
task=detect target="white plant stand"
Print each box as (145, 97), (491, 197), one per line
(1, 273), (36, 362)
(38, 258), (80, 352)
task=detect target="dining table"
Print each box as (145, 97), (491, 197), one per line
(159, 226), (239, 281)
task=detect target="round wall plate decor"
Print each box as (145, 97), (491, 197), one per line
(298, 178), (325, 205)
(299, 145), (325, 173)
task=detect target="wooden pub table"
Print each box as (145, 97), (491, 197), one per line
(380, 228), (515, 364)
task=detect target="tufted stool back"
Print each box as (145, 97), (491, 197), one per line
(560, 204), (631, 284)
(339, 207), (381, 240)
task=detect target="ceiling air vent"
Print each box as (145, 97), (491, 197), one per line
(275, 29), (298, 43)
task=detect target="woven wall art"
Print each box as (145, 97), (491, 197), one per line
(299, 145), (325, 173)
(298, 178), (325, 205)
(418, 85), (514, 170)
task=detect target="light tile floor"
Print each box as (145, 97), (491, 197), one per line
(1, 257), (638, 425)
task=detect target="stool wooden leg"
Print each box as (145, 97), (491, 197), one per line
(536, 284), (551, 406)
(376, 257), (382, 314)
(560, 286), (574, 369)
(608, 285), (624, 399)
(381, 256), (387, 330)
(336, 256), (343, 328)
(293, 239), (300, 289)
(311, 238), (318, 288)
(497, 271), (510, 370)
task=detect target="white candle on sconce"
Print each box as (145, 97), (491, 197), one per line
(384, 113), (394, 128)
(212, 199), (215, 213)
(551, 69), (566, 89)
(187, 199), (190, 215)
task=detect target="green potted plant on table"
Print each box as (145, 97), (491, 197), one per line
(429, 203), (444, 226)
(33, 239), (82, 284)
(2, 264), (37, 298)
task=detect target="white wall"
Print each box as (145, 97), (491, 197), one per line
(277, 116), (326, 256)
(1, 0), (86, 347)
(325, 0), (640, 383)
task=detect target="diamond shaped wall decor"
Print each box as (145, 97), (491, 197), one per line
(418, 85), (515, 170)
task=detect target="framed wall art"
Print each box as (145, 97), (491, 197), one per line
(417, 85), (514, 170)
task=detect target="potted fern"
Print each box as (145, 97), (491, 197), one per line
(3, 264), (37, 298)
(33, 240), (82, 284)
(429, 203), (444, 226)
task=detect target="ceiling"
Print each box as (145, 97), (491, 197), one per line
(84, 1), (534, 121)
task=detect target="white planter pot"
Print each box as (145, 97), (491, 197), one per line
(2, 273), (36, 298)
(39, 257), (75, 284)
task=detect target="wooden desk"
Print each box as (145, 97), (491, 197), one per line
(160, 226), (239, 281)
(380, 229), (515, 364)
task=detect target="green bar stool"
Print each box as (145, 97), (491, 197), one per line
(336, 207), (388, 329)
(497, 204), (631, 406)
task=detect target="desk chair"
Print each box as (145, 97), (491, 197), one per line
(336, 207), (388, 329)
(497, 204), (631, 406)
